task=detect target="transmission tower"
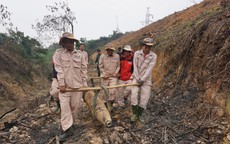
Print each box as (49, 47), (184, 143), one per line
(145, 7), (154, 26)
(115, 15), (120, 33)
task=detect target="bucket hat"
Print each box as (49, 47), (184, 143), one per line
(59, 32), (79, 45)
(105, 43), (116, 51)
(123, 45), (132, 51)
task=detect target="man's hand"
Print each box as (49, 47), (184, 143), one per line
(130, 75), (134, 80)
(103, 77), (109, 80)
(83, 80), (88, 87)
(100, 73), (108, 80)
(59, 85), (66, 93)
(137, 79), (144, 86)
(113, 73), (120, 77)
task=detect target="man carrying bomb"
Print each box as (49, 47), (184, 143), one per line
(130, 37), (157, 123)
(53, 32), (87, 141)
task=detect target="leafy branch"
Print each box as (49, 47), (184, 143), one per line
(32, 2), (77, 45)
(0, 4), (13, 27)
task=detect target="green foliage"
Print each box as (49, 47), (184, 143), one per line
(42, 43), (59, 68)
(0, 30), (51, 76)
(80, 38), (87, 44)
(8, 30), (45, 59)
(84, 30), (123, 55)
(0, 33), (7, 44)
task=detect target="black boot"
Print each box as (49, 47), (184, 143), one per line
(131, 105), (138, 122)
(51, 101), (60, 113)
(137, 106), (144, 123)
(59, 126), (74, 142)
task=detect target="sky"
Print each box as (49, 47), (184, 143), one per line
(0, 0), (203, 45)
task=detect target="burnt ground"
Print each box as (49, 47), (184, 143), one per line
(1, 64), (230, 144)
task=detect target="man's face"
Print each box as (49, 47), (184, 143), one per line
(63, 39), (75, 51)
(143, 45), (152, 54)
(123, 50), (131, 57)
(80, 45), (85, 51)
(106, 49), (114, 56)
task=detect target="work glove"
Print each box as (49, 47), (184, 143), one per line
(137, 79), (144, 86)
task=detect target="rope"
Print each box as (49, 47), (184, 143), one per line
(89, 78), (96, 118)
(90, 90), (99, 118)
(100, 86), (111, 113)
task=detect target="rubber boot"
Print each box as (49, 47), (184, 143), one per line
(131, 105), (138, 122)
(137, 106), (144, 123)
(51, 101), (60, 113)
(59, 126), (74, 142)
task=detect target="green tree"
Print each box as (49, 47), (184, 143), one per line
(85, 31), (123, 55)
(8, 30), (44, 58)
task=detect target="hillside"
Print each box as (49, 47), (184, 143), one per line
(0, 33), (50, 131)
(111, 0), (230, 117)
(1, 0), (230, 143)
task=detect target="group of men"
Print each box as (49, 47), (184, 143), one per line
(98, 38), (157, 123)
(50, 32), (157, 141)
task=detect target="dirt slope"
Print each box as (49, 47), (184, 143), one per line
(0, 47), (50, 129)
(111, 0), (230, 116)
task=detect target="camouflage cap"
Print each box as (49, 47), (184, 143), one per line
(142, 37), (154, 46)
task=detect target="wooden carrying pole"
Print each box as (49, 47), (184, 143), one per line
(65, 83), (140, 92)
(64, 83), (140, 127)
